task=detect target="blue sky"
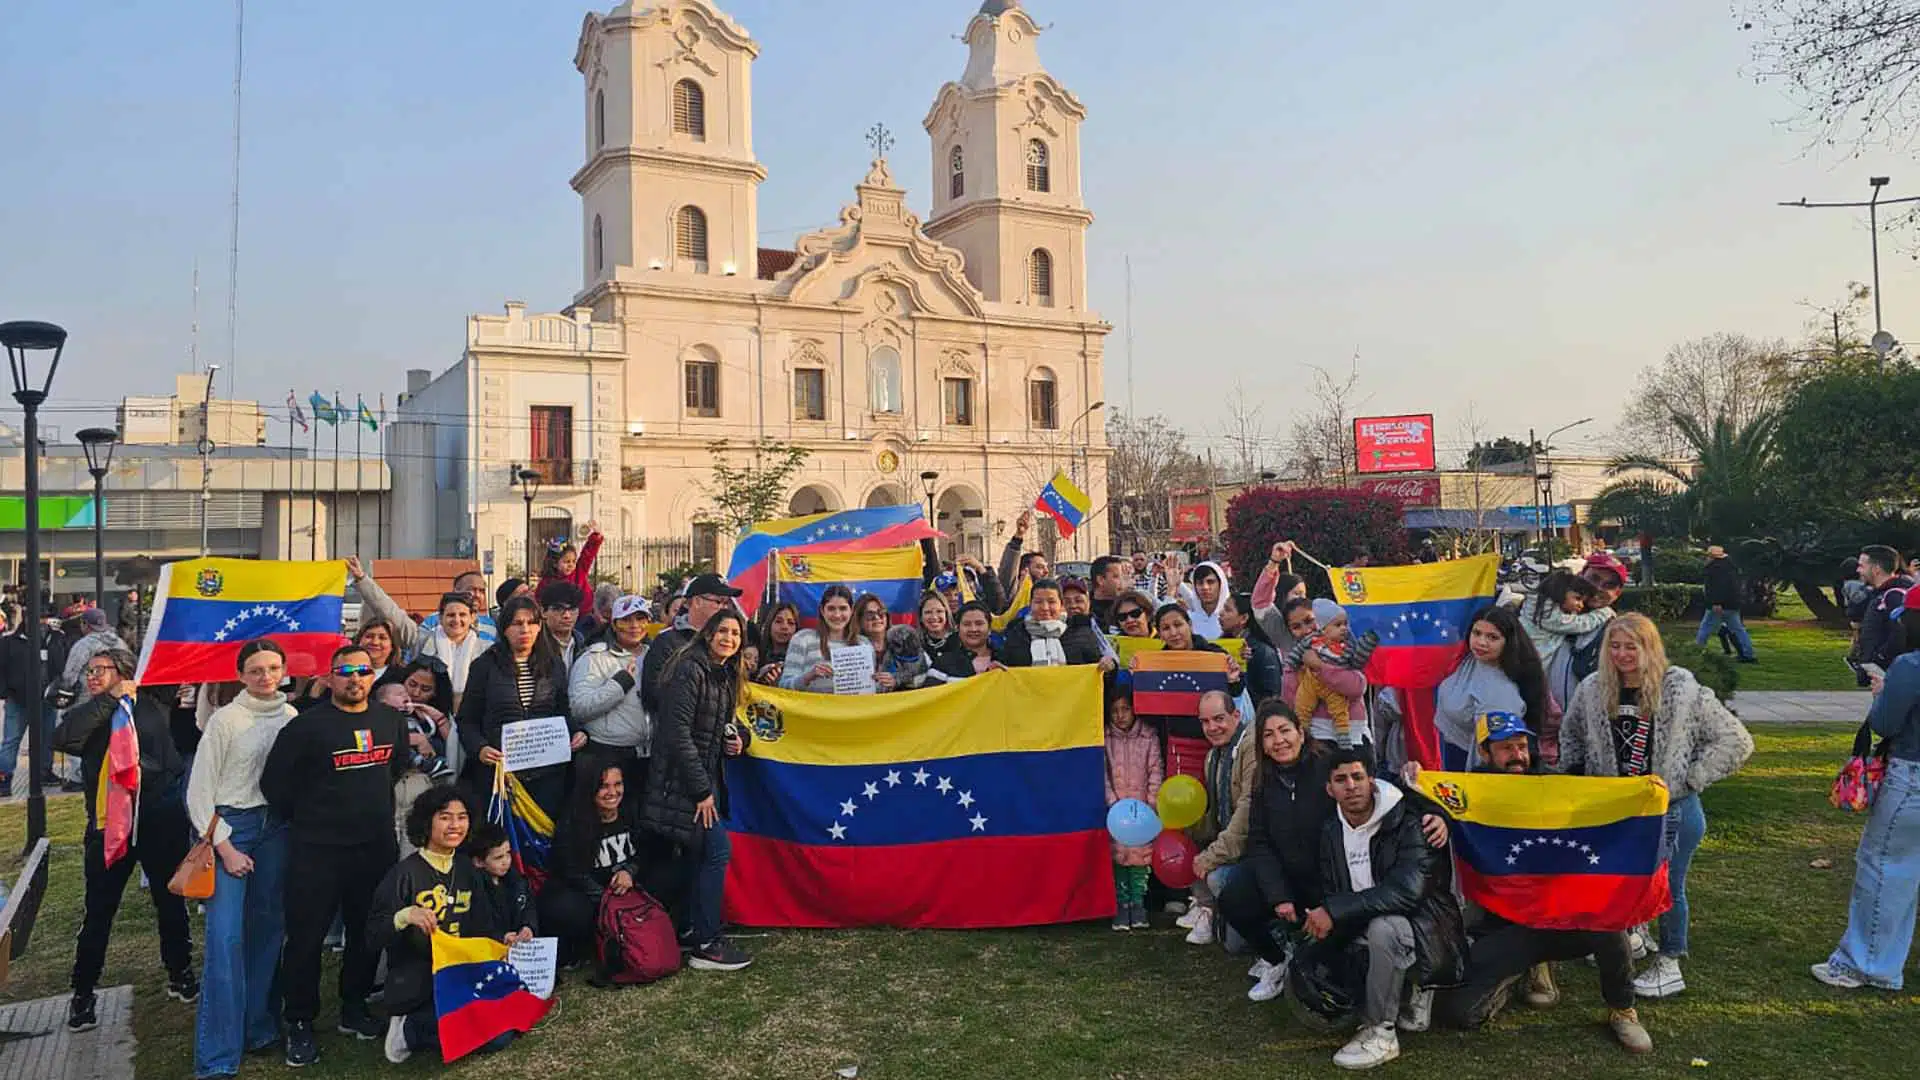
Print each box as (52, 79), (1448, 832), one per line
(2, 0), (1914, 463)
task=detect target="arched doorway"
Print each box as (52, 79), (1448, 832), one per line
(935, 484), (986, 561)
(865, 484), (907, 508)
(788, 484), (841, 517)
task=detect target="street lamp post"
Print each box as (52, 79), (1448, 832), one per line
(1779, 177), (1916, 354)
(515, 465), (542, 573)
(77, 427), (118, 611)
(3, 320), (67, 853)
(918, 470), (939, 523)
(1528, 417), (1593, 545)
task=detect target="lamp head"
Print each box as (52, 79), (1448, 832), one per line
(76, 427), (118, 477)
(919, 470), (939, 496)
(0, 320), (67, 403)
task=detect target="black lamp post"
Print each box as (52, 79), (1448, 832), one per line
(77, 427), (117, 611)
(3, 320), (66, 853)
(515, 465), (542, 573)
(919, 470), (939, 522)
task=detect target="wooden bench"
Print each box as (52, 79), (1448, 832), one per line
(0, 838), (51, 989)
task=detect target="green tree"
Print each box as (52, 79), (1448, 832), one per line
(1603, 410), (1781, 543)
(1464, 436), (1540, 470)
(1584, 479), (1687, 583)
(699, 439), (812, 534)
(1771, 363), (1920, 515)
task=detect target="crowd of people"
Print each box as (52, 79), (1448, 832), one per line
(27, 521), (1920, 1075)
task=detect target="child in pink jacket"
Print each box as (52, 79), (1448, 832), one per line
(1104, 687), (1162, 932)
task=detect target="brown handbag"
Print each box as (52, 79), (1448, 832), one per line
(168, 812), (221, 900)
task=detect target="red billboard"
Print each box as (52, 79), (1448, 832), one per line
(1357, 475), (1441, 509)
(1354, 414), (1437, 474)
(1169, 488), (1212, 542)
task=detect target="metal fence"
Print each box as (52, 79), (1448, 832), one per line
(497, 535), (701, 595)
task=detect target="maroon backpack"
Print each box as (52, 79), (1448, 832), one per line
(595, 888), (680, 985)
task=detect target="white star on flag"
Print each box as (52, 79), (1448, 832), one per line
(213, 629), (229, 642)
(1506, 855), (1517, 865)
(911, 768), (930, 786)
(840, 799), (857, 817)
(828, 822), (847, 840)
(957, 791), (975, 808)
(286, 620), (300, 631)
(969, 813), (988, 832)
(884, 770), (902, 787)
(1588, 854), (1601, 865)
(936, 777), (953, 794)
(862, 782), (880, 800)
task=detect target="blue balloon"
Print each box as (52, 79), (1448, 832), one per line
(1106, 798), (1161, 847)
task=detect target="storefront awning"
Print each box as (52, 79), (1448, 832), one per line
(1403, 508), (1538, 533)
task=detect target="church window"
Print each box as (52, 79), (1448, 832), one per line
(1025, 139), (1050, 192)
(1029, 368), (1058, 430)
(794, 368), (826, 421)
(685, 351), (720, 418)
(594, 89), (606, 150)
(869, 347), (903, 415)
(675, 206), (709, 268)
(1029, 249), (1054, 307)
(673, 79), (707, 141)
(593, 215), (604, 273)
(950, 145), (965, 199)
(943, 377), (974, 426)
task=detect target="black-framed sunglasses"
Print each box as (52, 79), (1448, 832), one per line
(333, 664), (375, 677)
(84, 665), (119, 679)
(1116, 608), (1146, 621)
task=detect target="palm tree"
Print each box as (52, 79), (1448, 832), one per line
(1584, 479), (1686, 583)
(1602, 410), (1780, 543)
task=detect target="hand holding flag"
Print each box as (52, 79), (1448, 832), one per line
(1034, 471), (1091, 539)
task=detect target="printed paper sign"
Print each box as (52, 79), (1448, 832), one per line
(508, 937), (559, 1000)
(499, 716), (572, 772)
(829, 642), (877, 696)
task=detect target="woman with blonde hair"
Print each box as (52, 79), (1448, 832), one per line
(1556, 613), (1753, 1000)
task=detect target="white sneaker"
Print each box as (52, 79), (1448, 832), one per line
(1398, 987), (1434, 1033)
(1811, 962), (1867, 989)
(1183, 907), (1216, 946)
(1249, 957), (1275, 981)
(1333, 1023), (1400, 1070)
(1175, 906), (1202, 930)
(1632, 955), (1686, 999)
(383, 1016), (411, 1064)
(1627, 924), (1652, 961)
(1248, 960), (1288, 1002)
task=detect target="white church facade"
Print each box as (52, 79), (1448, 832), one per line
(389, 0), (1110, 580)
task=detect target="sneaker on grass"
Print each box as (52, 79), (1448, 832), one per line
(284, 1021), (318, 1068)
(383, 1016), (411, 1065)
(688, 937), (753, 972)
(1810, 962), (1867, 989)
(1183, 906), (1215, 946)
(1631, 954), (1685, 999)
(1127, 901), (1149, 931)
(1247, 960), (1287, 1003)
(1398, 987), (1433, 1033)
(1332, 1022), (1399, 1070)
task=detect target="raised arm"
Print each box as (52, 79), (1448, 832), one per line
(347, 557), (425, 651)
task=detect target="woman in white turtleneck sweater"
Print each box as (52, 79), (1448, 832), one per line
(186, 640), (299, 1080)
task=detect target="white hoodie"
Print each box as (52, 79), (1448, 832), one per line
(1178, 560), (1232, 640)
(1338, 779), (1403, 891)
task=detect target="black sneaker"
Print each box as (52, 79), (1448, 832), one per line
(284, 1021), (318, 1068)
(687, 937), (752, 972)
(166, 971), (200, 1003)
(337, 1002), (382, 1040)
(67, 992), (99, 1033)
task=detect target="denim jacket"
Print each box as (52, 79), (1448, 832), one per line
(1869, 653), (1920, 763)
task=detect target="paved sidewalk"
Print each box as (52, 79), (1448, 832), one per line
(1730, 690), (1869, 725)
(0, 986), (133, 1080)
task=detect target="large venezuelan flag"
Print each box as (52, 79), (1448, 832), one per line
(776, 545), (923, 623)
(430, 932), (550, 1062)
(1334, 555), (1498, 768)
(1415, 770), (1672, 932)
(725, 666), (1112, 929)
(135, 558), (349, 683)
(725, 506), (939, 615)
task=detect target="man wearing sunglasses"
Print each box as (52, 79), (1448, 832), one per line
(261, 643), (412, 1067)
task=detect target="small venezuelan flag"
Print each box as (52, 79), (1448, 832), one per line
(430, 932), (550, 1062)
(776, 545), (923, 622)
(1034, 471), (1091, 539)
(97, 696), (142, 867)
(1415, 770), (1672, 932)
(1129, 649), (1230, 716)
(488, 761), (555, 890)
(135, 558), (348, 684)
(724, 667), (1112, 929)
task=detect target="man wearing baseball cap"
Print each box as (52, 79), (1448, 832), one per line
(1697, 546), (1757, 664)
(1544, 552), (1630, 713)
(1424, 711), (1651, 1054)
(639, 574), (741, 716)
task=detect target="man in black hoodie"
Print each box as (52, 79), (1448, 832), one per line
(261, 643), (411, 1067)
(1696, 546), (1756, 663)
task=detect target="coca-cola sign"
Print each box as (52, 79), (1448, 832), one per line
(1357, 476), (1441, 509)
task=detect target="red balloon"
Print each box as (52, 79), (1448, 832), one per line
(1151, 828), (1198, 889)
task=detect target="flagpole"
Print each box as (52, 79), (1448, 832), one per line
(376, 394), (386, 559)
(330, 391), (340, 558)
(308, 416), (319, 560)
(354, 395), (364, 558)
(285, 399), (295, 557)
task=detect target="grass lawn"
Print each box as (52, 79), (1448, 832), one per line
(1664, 590), (1863, 693)
(4, 725), (1915, 1079)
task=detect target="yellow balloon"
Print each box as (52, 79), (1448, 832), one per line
(1158, 774), (1208, 830)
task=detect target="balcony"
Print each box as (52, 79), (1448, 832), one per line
(525, 458), (601, 488)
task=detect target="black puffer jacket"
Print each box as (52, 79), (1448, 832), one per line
(1244, 752), (1336, 911)
(456, 644), (572, 790)
(641, 645), (750, 848)
(1316, 782), (1466, 987)
(998, 615), (1105, 667)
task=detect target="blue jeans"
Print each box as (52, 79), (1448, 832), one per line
(689, 820), (731, 946)
(1, 698), (57, 781)
(1660, 794), (1706, 957)
(194, 807), (289, 1078)
(1696, 608), (1755, 660)
(1828, 758), (1920, 989)
(1205, 865), (1249, 953)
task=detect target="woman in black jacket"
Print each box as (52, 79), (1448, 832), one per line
(1222, 592), (1285, 705)
(538, 760), (642, 971)
(643, 607), (753, 972)
(53, 647), (196, 1031)
(932, 602), (1003, 682)
(458, 597), (579, 822)
(916, 592), (970, 678)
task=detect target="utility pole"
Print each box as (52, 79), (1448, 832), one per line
(199, 364), (219, 556)
(1780, 177), (1912, 355)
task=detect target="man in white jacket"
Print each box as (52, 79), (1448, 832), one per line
(568, 595), (653, 803)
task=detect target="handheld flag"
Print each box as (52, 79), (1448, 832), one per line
(1111, 634), (1245, 671)
(1034, 471), (1091, 539)
(98, 696), (142, 867)
(1129, 649), (1229, 716)
(309, 392), (338, 425)
(135, 558), (349, 683)
(990, 573), (1032, 632)
(1414, 770), (1672, 932)
(1334, 555), (1498, 768)
(287, 392), (309, 433)
(725, 667), (1112, 928)
(726, 506), (940, 617)
(357, 395), (378, 431)
(776, 546), (922, 622)
(488, 761), (554, 892)
(430, 932), (551, 1062)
